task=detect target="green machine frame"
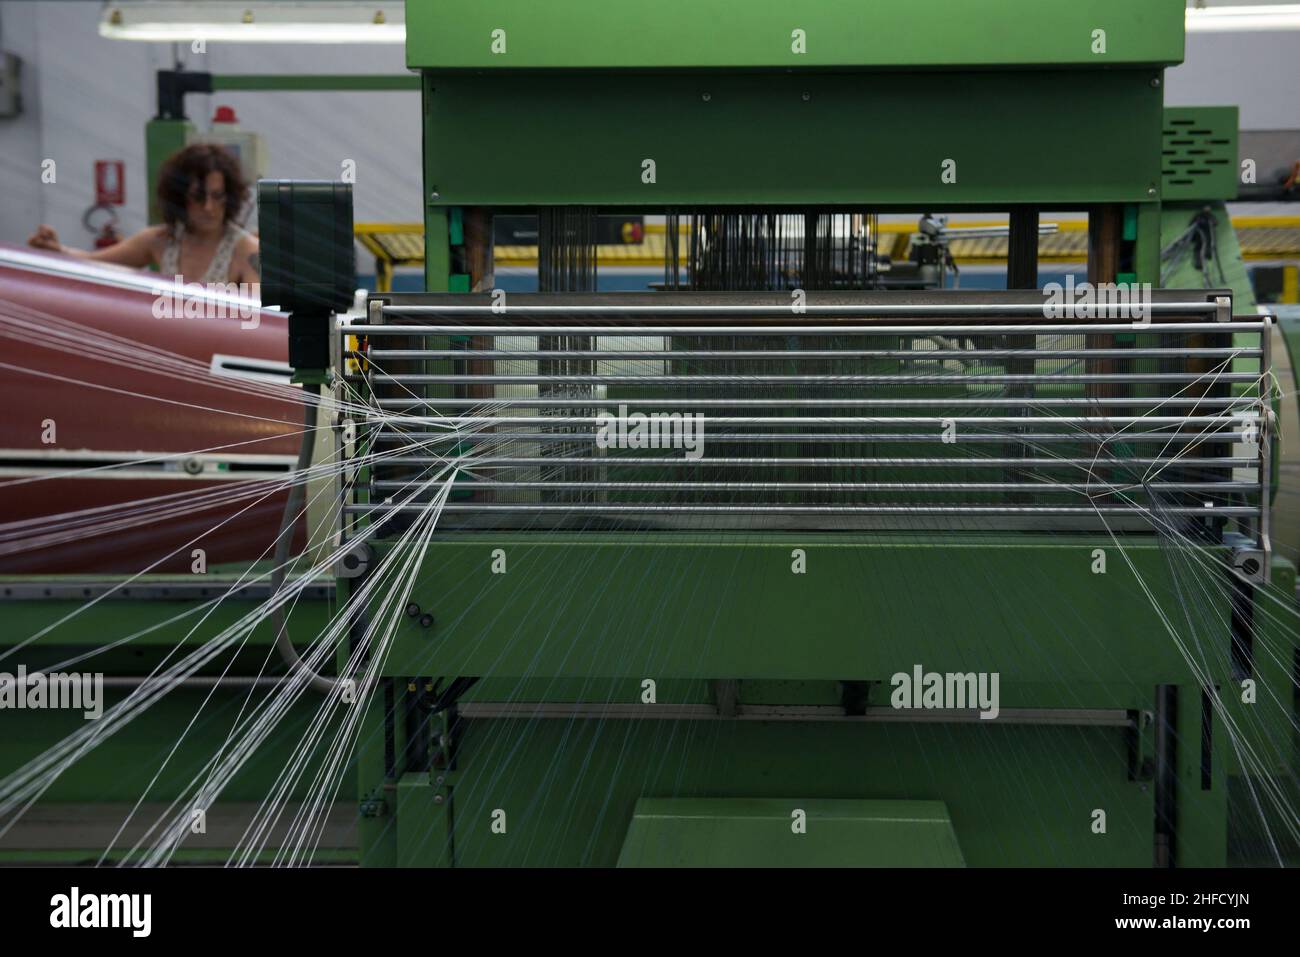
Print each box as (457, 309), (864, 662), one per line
(411, 0), (1184, 293)
(341, 292), (1286, 868)
(2, 0), (1295, 869)
(326, 0), (1297, 867)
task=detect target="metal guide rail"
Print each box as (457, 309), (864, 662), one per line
(334, 292), (1272, 553)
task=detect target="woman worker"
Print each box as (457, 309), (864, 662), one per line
(28, 142), (259, 285)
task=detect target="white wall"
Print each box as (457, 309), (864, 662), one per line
(1167, 29), (1300, 129)
(0, 2), (1296, 250)
(0, 1), (422, 250)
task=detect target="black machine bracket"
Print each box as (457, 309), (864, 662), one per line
(257, 180), (356, 378)
(155, 69), (213, 121)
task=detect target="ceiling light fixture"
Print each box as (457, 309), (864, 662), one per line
(99, 2), (406, 44)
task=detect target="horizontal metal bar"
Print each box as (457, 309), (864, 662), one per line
(215, 74), (420, 92)
(455, 702), (1136, 727)
(100, 677), (289, 689)
(346, 322), (1263, 335)
(364, 373), (1258, 385)
(379, 303), (1220, 317)
(350, 504), (1257, 516)
(0, 579), (335, 602)
(377, 431), (1253, 444)
(362, 347), (1259, 360)
(368, 415), (1257, 426)
(373, 480), (1258, 492)
(384, 456), (1256, 469)
(374, 396), (1259, 409)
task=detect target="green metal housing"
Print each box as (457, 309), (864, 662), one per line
(349, 532), (1293, 866)
(5, 0), (1296, 871)
(420, 71), (1166, 209)
(347, 0), (1298, 870)
(406, 0), (1185, 70)
(415, 0), (1184, 288)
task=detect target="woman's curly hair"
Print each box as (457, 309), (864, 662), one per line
(156, 142), (248, 229)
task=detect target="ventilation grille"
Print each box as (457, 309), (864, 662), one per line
(1161, 106), (1238, 201)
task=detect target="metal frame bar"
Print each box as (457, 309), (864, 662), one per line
(340, 291), (1269, 545)
(456, 702), (1136, 727)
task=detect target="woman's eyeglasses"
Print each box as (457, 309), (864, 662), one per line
(187, 187), (227, 205)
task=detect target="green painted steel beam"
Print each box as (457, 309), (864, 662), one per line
(212, 74), (419, 92)
(145, 118), (192, 224)
(617, 798), (965, 867)
(423, 207), (451, 290)
(0, 848), (356, 865)
(1134, 202), (1163, 286)
(406, 0), (1185, 71)
(422, 71), (1163, 207)
(0, 693), (355, 802)
(379, 534), (1233, 683)
(0, 590), (335, 649)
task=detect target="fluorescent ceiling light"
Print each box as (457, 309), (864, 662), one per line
(1186, 3), (1300, 31)
(100, 2), (406, 43)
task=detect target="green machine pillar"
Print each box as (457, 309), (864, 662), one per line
(144, 117), (192, 225)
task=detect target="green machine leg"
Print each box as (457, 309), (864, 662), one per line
(423, 207), (451, 293)
(1133, 202), (1163, 286)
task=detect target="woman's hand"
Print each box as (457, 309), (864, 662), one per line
(28, 224), (62, 253)
(26, 223), (160, 268)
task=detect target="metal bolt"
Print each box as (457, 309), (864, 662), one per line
(701, 92), (711, 102)
(433, 794), (444, 805)
(1151, 77), (1161, 88)
(406, 602), (421, 618)
(435, 775), (445, 785)
(1147, 186), (1157, 197)
(419, 613), (435, 629)
(430, 190), (441, 201)
(801, 91), (811, 101)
